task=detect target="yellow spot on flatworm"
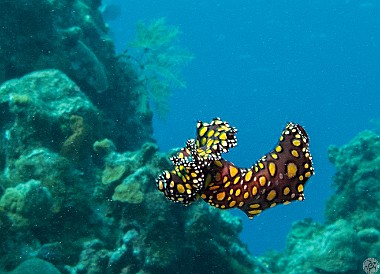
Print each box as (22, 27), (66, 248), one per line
(254, 166), (259, 172)
(201, 194), (207, 199)
(229, 189), (234, 195)
(158, 181), (164, 190)
(233, 176), (240, 185)
(229, 165), (239, 177)
(243, 192), (249, 199)
(304, 163), (309, 169)
(207, 129), (215, 137)
(259, 176), (267, 186)
(271, 153), (278, 159)
(219, 132), (227, 140)
(223, 176), (228, 183)
(206, 139), (214, 147)
(221, 205), (226, 209)
(268, 162), (276, 177)
(209, 185), (220, 191)
(270, 203), (277, 207)
(245, 170), (253, 181)
(250, 203), (260, 208)
(229, 201), (236, 207)
(283, 201), (291, 205)
(258, 162), (264, 169)
(216, 192), (226, 201)
(298, 184), (304, 193)
(295, 134), (301, 139)
(305, 171), (312, 178)
(266, 190), (277, 201)
(248, 210), (262, 215)
(292, 139), (301, 147)
(291, 150), (299, 157)
(252, 186), (258, 196)
(170, 181), (175, 188)
(199, 127), (207, 137)
(224, 181), (231, 188)
(283, 187), (290, 195)
(214, 160), (223, 167)
(235, 189), (241, 196)
(185, 183), (191, 189)
(299, 175), (304, 181)
(177, 184), (185, 193)
(239, 201), (244, 207)
(279, 135), (284, 141)
(287, 162), (297, 179)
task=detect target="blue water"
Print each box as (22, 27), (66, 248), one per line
(107, 0), (380, 255)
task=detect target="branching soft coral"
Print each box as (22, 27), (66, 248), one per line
(120, 18), (193, 117)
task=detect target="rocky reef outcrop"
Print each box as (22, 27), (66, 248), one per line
(253, 130), (380, 274)
(0, 0), (152, 151)
(0, 2), (256, 271)
(0, 67), (255, 274)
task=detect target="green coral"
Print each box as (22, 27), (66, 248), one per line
(121, 18), (194, 117)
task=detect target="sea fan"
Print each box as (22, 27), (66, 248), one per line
(122, 18), (193, 118)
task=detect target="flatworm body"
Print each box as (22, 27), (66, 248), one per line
(156, 118), (314, 219)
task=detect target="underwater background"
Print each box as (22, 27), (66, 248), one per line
(0, 0), (379, 273)
(107, 0), (380, 254)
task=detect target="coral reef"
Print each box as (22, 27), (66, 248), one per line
(252, 130), (380, 273)
(0, 180), (53, 229)
(0, 0), (152, 151)
(0, 258), (61, 274)
(0, 0), (261, 272)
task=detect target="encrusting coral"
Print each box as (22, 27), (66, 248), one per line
(0, 67), (256, 273)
